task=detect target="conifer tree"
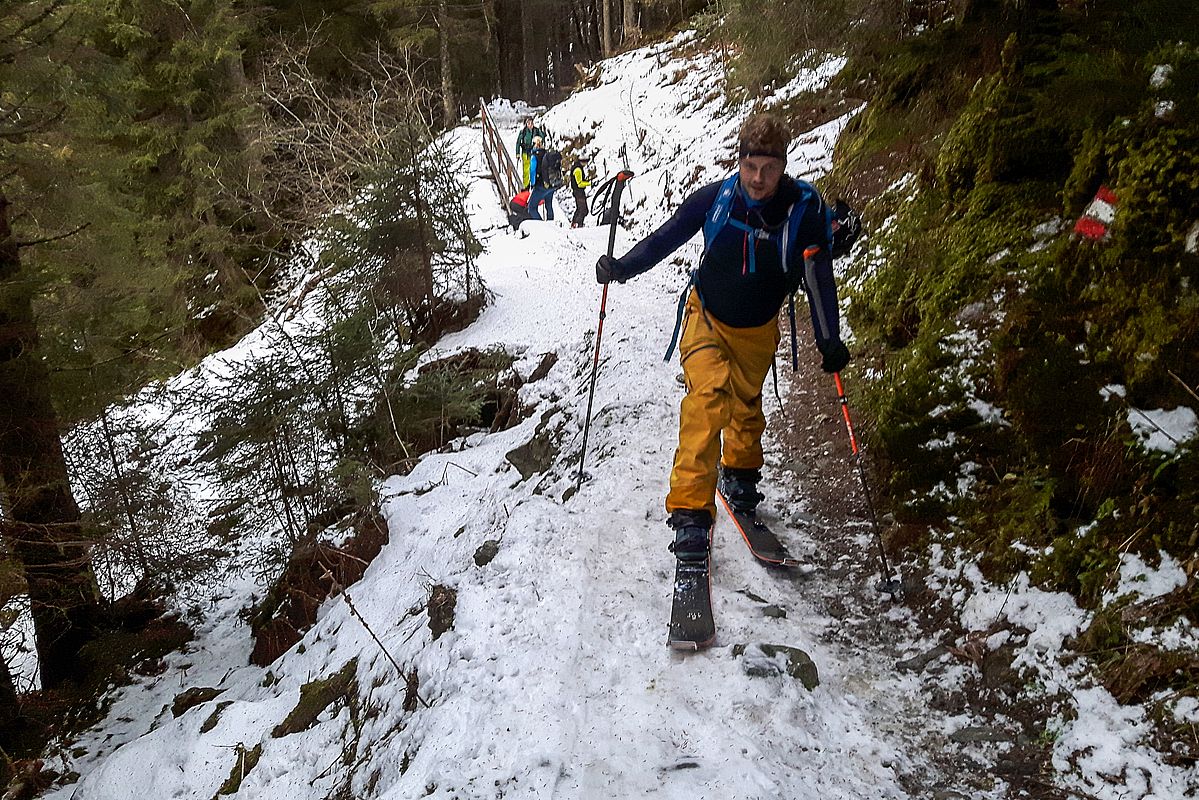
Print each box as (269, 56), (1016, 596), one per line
(67, 0), (273, 352)
(0, 1), (105, 690)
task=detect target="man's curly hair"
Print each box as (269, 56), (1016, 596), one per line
(738, 113), (789, 161)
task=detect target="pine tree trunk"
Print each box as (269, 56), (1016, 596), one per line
(602, 0), (613, 55)
(622, 0), (639, 46)
(495, 0), (522, 99)
(521, 0), (533, 98)
(0, 653), (22, 782)
(438, 0), (457, 127)
(0, 193), (103, 690)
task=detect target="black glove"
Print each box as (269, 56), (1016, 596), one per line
(820, 341), (851, 373)
(596, 255), (627, 284)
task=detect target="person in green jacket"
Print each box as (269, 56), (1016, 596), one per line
(515, 116), (546, 187)
(570, 156), (592, 228)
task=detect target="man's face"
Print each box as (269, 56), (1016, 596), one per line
(739, 155), (785, 202)
(525, 120), (534, 128)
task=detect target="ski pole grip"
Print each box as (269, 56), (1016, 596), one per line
(803, 245), (821, 275)
(834, 372), (860, 456)
(605, 172), (634, 258)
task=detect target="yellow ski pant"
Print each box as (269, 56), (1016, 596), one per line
(666, 290), (780, 519)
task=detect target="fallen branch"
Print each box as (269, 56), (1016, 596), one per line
(341, 590), (430, 709)
(1168, 369), (1199, 405)
(16, 221), (90, 248)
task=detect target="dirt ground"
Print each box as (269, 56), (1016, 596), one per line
(769, 350), (1072, 800)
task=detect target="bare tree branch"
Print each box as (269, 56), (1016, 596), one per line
(15, 221), (89, 248)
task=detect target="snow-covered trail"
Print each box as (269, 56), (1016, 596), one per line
(53, 33), (923, 800)
(386, 221), (908, 798)
(367, 40), (909, 797)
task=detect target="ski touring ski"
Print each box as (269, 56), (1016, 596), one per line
(716, 491), (800, 567)
(667, 527), (715, 650)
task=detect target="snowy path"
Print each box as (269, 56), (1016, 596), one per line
(367, 79), (911, 795)
(53, 34), (924, 800)
(375, 227), (912, 798)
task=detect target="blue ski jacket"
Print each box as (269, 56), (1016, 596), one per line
(614, 175), (843, 353)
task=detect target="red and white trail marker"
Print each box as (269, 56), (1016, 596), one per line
(1074, 185), (1118, 241)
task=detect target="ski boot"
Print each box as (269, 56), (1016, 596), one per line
(718, 466), (764, 515)
(667, 509), (712, 563)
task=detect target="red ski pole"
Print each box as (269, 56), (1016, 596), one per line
(834, 372), (902, 598)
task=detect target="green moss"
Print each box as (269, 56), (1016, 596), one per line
(936, 74), (1004, 201)
(200, 701), (233, 734)
(965, 472), (1060, 582)
(214, 743), (262, 797)
(271, 659), (357, 738)
(835, 0), (1199, 602)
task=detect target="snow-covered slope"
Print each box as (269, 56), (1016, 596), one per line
(43, 31), (1196, 800)
(50, 33), (911, 800)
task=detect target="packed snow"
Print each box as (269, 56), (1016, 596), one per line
(32, 31), (1197, 800)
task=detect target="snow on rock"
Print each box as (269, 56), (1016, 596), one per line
(1176, 696), (1199, 724)
(960, 572), (1091, 666)
(1054, 686), (1194, 800)
(1128, 404), (1198, 453)
(947, 552), (1197, 798)
(1101, 385), (1197, 453)
(483, 97), (546, 126)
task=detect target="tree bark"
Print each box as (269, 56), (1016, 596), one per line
(520, 0), (533, 98)
(495, 0), (521, 99)
(438, 0), (457, 126)
(622, 0), (639, 46)
(0, 652), (23, 784)
(602, 0), (613, 55)
(0, 193), (103, 690)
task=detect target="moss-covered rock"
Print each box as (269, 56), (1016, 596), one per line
(171, 687), (224, 719)
(271, 659), (357, 738)
(427, 584), (457, 641)
(735, 643), (820, 689)
(213, 743), (262, 797)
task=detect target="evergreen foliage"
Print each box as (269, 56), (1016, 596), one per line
(188, 89), (486, 575)
(1, 0), (107, 700)
(0, 0), (496, 729)
(827, 0), (1198, 691)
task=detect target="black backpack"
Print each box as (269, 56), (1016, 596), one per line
(537, 149), (564, 190)
(830, 199), (862, 258)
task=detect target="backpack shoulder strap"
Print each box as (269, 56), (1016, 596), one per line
(780, 179), (823, 275)
(702, 173), (740, 253)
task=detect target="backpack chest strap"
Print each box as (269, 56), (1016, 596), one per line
(726, 217), (774, 275)
(702, 174), (811, 276)
(725, 217), (776, 240)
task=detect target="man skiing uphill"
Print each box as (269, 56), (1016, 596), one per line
(595, 113), (850, 563)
